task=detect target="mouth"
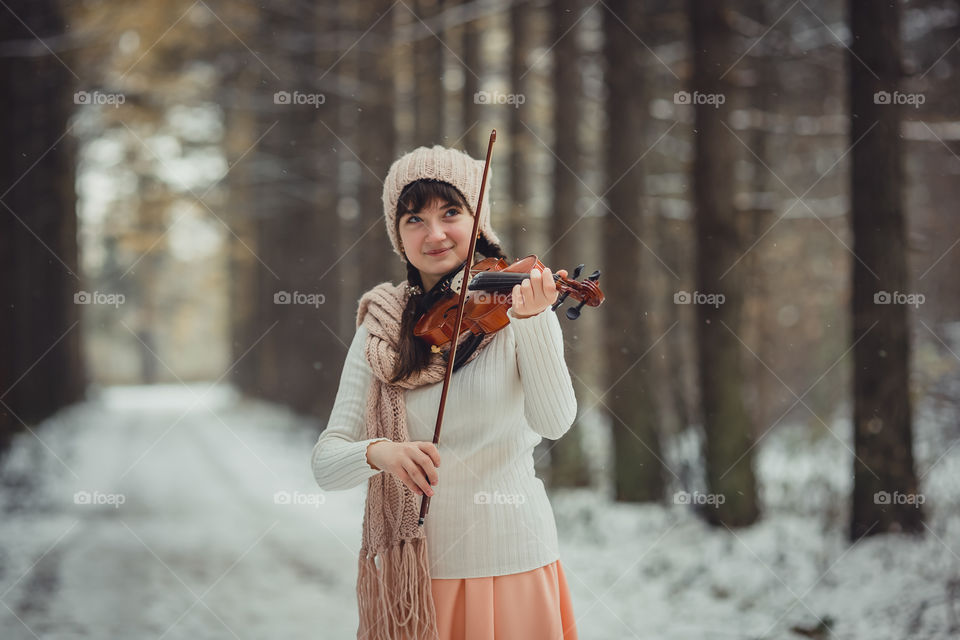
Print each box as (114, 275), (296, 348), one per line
(425, 247), (451, 257)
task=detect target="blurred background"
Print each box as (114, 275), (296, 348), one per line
(1, 0), (959, 638)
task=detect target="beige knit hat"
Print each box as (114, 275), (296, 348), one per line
(382, 145), (502, 261)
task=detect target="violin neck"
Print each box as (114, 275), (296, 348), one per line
(468, 271), (558, 293)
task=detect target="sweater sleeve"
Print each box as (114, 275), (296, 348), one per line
(508, 306), (578, 440)
(310, 324), (392, 491)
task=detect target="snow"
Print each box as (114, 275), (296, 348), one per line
(1, 384), (957, 639)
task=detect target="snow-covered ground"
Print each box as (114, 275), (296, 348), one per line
(0, 384), (957, 639)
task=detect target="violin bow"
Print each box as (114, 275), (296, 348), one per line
(418, 129), (496, 526)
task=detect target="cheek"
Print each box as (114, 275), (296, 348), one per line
(453, 217), (476, 240)
(398, 226), (417, 246)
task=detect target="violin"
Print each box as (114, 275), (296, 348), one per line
(414, 254), (604, 349)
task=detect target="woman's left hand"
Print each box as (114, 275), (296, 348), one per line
(511, 267), (568, 319)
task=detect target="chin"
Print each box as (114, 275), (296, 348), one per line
(427, 256), (457, 273)
(417, 253), (459, 279)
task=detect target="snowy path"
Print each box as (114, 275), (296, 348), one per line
(0, 386), (366, 639)
(0, 385), (957, 639)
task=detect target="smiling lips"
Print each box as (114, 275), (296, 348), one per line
(426, 247), (451, 256)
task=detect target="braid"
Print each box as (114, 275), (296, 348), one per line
(405, 259), (425, 294)
(390, 261), (430, 384)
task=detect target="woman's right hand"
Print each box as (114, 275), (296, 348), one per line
(366, 440), (440, 497)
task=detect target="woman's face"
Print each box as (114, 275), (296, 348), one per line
(398, 197), (476, 291)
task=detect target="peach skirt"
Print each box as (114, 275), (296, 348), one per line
(429, 560), (578, 640)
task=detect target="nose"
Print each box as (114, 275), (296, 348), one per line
(425, 221), (447, 241)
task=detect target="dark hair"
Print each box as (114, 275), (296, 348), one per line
(389, 180), (507, 384)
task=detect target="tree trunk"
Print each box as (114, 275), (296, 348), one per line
(547, 0), (591, 488)
(0, 0), (85, 452)
(234, 3), (342, 418)
(222, 2), (261, 398)
(689, 0), (760, 526)
(414, 0), (445, 145)
(848, 0), (923, 539)
(740, 0), (778, 433)
(356, 1), (399, 293)
(461, 11), (482, 159)
(507, 0), (533, 258)
(602, 0), (666, 502)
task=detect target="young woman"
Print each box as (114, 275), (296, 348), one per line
(311, 145), (579, 640)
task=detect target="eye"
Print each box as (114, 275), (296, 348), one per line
(445, 208), (460, 217)
(406, 215), (421, 223)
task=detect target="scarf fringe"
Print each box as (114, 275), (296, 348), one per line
(356, 537), (439, 640)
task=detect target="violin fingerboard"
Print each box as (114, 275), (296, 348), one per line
(468, 271), (557, 293)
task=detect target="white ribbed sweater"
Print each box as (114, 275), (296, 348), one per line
(310, 306), (577, 578)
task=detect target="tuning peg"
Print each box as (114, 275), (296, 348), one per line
(551, 291), (570, 312)
(572, 264), (584, 280)
(566, 300), (586, 320)
(587, 269), (600, 281)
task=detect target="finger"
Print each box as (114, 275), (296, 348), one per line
(522, 279), (537, 309)
(414, 450), (439, 485)
(418, 442), (441, 469)
(542, 267), (555, 295)
(404, 461), (434, 496)
(545, 267), (560, 303)
(529, 269), (542, 295)
(528, 269), (540, 299)
(396, 469), (421, 496)
(512, 283), (524, 310)
(521, 276), (534, 300)
(530, 270), (547, 304)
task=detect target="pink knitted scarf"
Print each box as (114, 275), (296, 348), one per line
(355, 280), (495, 640)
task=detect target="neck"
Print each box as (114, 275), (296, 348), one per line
(421, 272), (440, 292)
(418, 257), (476, 295)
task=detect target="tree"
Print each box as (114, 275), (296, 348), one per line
(603, 0), (666, 502)
(689, 0), (759, 526)
(413, 0), (444, 145)
(0, 0), (85, 452)
(507, 0), (534, 257)
(233, 3), (343, 417)
(461, 7), (483, 158)
(547, 0), (591, 488)
(355, 0), (399, 294)
(848, 0), (923, 539)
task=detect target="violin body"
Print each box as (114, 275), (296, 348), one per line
(413, 255), (603, 348)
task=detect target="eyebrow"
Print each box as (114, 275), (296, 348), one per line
(400, 201), (462, 216)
